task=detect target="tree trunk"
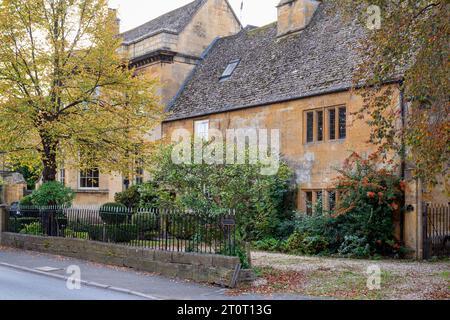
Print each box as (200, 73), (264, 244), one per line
(41, 135), (58, 183)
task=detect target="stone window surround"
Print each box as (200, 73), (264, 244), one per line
(303, 105), (347, 145)
(194, 119), (210, 141)
(301, 188), (341, 214)
(78, 168), (100, 190)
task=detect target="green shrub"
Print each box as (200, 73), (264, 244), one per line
(114, 186), (140, 209)
(20, 222), (43, 235)
(148, 144), (295, 242)
(64, 229), (89, 240)
(131, 211), (159, 231)
(106, 224), (139, 243)
(167, 215), (196, 240)
(301, 235), (329, 255)
(28, 181), (75, 206)
(285, 231), (329, 255)
(254, 237), (287, 252)
(8, 217), (40, 232)
(99, 203), (128, 224)
(338, 235), (371, 258)
(87, 224), (103, 241)
(87, 224), (138, 243)
(19, 195), (34, 206)
(138, 182), (162, 207)
(285, 231), (305, 253)
(333, 152), (404, 255)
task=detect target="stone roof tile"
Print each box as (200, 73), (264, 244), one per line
(120, 0), (206, 44)
(166, 2), (367, 121)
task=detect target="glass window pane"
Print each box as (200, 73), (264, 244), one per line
(306, 112), (314, 143)
(306, 191), (313, 215)
(317, 111), (323, 142)
(194, 120), (209, 141)
(221, 60), (240, 79)
(339, 107), (347, 139)
(329, 191), (336, 211)
(329, 109), (336, 140)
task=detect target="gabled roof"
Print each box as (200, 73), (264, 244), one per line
(166, 2), (368, 122)
(120, 0), (207, 45)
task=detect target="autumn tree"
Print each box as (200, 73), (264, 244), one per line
(0, 0), (163, 182)
(330, 0), (449, 187)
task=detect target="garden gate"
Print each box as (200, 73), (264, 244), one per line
(422, 203), (450, 259)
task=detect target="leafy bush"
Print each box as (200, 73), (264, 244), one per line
(285, 231), (305, 253)
(148, 144), (295, 241)
(338, 235), (371, 258)
(19, 195), (34, 206)
(20, 222), (43, 235)
(87, 224), (138, 243)
(138, 182), (164, 207)
(131, 211), (159, 232)
(283, 152), (405, 257)
(254, 238), (287, 252)
(167, 214), (196, 240)
(64, 229), (89, 240)
(8, 217), (40, 232)
(333, 152), (404, 255)
(99, 203), (128, 224)
(106, 224), (139, 242)
(114, 186), (140, 209)
(285, 231), (329, 255)
(27, 181), (75, 206)
(301, 236), (329, 255)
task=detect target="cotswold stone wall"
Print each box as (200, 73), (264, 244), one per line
(0, 232), (253, 287)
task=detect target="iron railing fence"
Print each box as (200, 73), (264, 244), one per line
(8, 205), (237, 256)
(423, 203), (450, 259)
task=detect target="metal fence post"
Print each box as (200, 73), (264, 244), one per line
(422, 202), (429, 260)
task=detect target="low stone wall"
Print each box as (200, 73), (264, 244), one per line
(0, 232), (254, 287)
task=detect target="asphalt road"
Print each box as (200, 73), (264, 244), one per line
(0, 266), (145, 300)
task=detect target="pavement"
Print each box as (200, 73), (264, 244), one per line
(0, 247), (314, 300)
(0, 266), (144, 300)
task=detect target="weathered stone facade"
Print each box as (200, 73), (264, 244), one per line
(163, 86), (401, 213)
(0, 172), (26, 205)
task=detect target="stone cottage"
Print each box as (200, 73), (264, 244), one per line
(162, 0), (440, 257)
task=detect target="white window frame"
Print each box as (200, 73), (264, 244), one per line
(59, 168), (66, 186)
(79, 168), (100, 190)
(194, 120), (209, 141)
(220, 59), (240, 80)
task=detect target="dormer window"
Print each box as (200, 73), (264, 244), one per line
(220, 59), (240, 80)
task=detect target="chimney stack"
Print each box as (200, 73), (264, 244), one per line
(277, 0), (320, 37)
(108, 8), (121, 34)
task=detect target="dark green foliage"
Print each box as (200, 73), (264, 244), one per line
(256, 153), (405, 258)
(24, 181), (75, 206)
(338, 235), (370, 258)
(87, 224), (138, 243)
(138, 182), (163, 207)
(13, 164), (42, 190)
(114, 186), (140, 209)
(99, 203), (128, 224)
(20, 222), (43, 235)
(254, 238), (287, 253)
(8, 217), (40, 232)
(167, 214), (196, 240)
(19, 195), (34, 205)
(131, 211), (159, 232)
(147, 144), (295, 242)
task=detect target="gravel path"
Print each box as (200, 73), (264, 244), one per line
(247, 251), (449, 300)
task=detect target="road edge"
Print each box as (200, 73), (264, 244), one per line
(0, 261), (163, 300)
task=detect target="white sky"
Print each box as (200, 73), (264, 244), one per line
(108, 0), (280, 33)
